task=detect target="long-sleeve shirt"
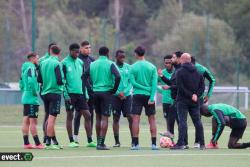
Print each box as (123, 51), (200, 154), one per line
(19, 62), (40, 105)
(78, 54), (95, 95)
(37, 56), (64, 95)
(130, 59), (158, 102)
(195, 63), (216, 98)
(115, 63), (132, 97)
(208, 103), (246, 143)
(160, 64), (181, 100)
(89, 56), (121, 93)
(157, 68), (174, 104)
(62, 55), (88, 99)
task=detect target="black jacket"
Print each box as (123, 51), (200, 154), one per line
(78, 54), (95, 96)
(160, 64), (181, 100)
(176, 63), (205, 105)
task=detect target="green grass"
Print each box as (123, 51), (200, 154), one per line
(0, 105), (250, 167)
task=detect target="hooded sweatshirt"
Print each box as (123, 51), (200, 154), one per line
(176, 63), (205, 105)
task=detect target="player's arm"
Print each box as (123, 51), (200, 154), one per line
(37, 66), (43, 84)
(27, 68), (38, 96)
(110, 64), (121, 94)
(19, 75), (24, 92)
(82, 68), (93, 96)
(197, 75), (205, 98)
(203, 69), (216, 98)
(149, 67), (158, 102)
(130, 69), (151, 92)
(121, 67), (132, 95)
(159, 75), (171, 86)
(54, 64), (64, 86)
(157, 85), (163, 94)
(62, 64), (70, 100)
(211, 109), (225, 144)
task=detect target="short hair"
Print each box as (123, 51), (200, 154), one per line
(69, 43), (80, 51)
(116, 49), (125, 57)
(191, 56), (196, 64)
(51, 45), (61, 55)
(48, 42), (56, 52)
(81, 41), (90, 47)
(99, 46), (109, 56)
(164, 55), (172, 60)
(174, 51), (183, 58)
(134, 46), (145, 57)
(27, 52), (37, 59)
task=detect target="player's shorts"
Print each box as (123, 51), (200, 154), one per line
(88, 93), (95, 112)
(43, 93), (61, 117)
(93, 91), (112, 117)
(162, 103), (172, 119)
(65, 93), (89, 112)
(230, 118), (247, 139)
(112, 95), (132, 117)
(23, 104), (39, 118)
(131, 94), (156, 116)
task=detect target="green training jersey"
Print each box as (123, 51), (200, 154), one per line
(158, 68), (174, 104)
(130, 59), (158, 102)
(90, 56), (118, 92)
(62, 55), (88, 99)
(39, 52), (51, 64)
(19, 62), (40, 105)
(195, 63), (216, 98)
(38, 56), (64, 95)
(19, 62), (32, 92)
(115, 63), (132, 97)
(208, 103), (246, 119)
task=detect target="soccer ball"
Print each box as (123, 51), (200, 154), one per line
(159, 137), (174, 148)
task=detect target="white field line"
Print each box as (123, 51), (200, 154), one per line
(34, 153), (250, 160)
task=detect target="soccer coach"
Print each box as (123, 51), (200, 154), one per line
(171, 53), (205, 150)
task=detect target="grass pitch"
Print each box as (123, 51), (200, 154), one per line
(0, 105), (250, 167)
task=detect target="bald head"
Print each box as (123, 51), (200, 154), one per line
(180, 53), (191, 64)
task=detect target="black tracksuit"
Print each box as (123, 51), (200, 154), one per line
(176, 63), (205, 146)
(74, 54), (95, 136)
(160, 64), (181, 136)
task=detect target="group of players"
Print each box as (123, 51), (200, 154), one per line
(19, 41), (250, 150)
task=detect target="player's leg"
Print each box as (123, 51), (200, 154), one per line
(123, 95), (133, 145)
(228, 119), (250, 149)
(112, 96), (122, 147)
(162, 103), (168, 130)
(145, 98), (158, 150)
(73, 108), (82, 143)
(42, 97), (49, 144)
(194, 99), (203, 147)
(189, 105), (205, 150)
(171, 102), (188, 149)
(131, 95), (143, 150)
(65, 95), (79, 147)
(93, 93), (101, 142)
(96, 93), (112, 150)
(45, 94), (62, 149)
(29, 105), (43, 149)
(78, 94), (96, 147)
(22, 105), (32, 148)
(88, 95), (95, 132)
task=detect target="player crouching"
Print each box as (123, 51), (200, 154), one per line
(201, 103), (250, 149)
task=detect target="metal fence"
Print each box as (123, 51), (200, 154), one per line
(1, 86), (249, 111)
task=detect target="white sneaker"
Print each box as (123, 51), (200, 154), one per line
(193, 143), (200, 148)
